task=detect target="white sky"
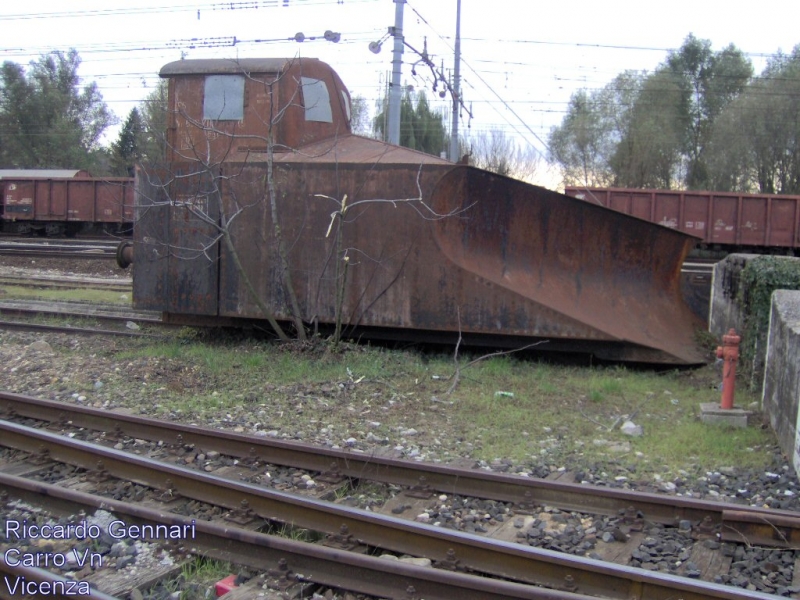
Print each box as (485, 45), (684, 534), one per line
(1, 0), (799, 186)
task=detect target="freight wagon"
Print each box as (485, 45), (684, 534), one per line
(0, 170), (134, 236)
(564, 186), (800, 254)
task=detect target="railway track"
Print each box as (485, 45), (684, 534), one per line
(0, 391), (794, 599)
(0, 273), (131, 293)
(0, 300), (164, 337)
(0, 239), (118, 259)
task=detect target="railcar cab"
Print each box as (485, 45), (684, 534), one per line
(159, 57), (353, 165)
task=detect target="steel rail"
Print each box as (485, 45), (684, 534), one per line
(0, 472), (589, 600)
(0, 275), (130, 293)
(0, 300), (161, 324)
(0, 391), (797, 548)
(0, 419), (776, 600)
(0, 249), (115, 259)
(0, 320), (150, 337)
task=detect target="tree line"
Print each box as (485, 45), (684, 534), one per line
(0, 49), (167, 176)
(549, 34), (800, 194)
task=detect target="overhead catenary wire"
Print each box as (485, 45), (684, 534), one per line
(0, 0), (381, 21)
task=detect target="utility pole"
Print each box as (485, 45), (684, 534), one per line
(388, 0), (405, 146)
(449, 0), (461, 162)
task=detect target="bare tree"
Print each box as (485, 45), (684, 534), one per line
(349, 94), (373, 137)
(467, 129), (540, 182)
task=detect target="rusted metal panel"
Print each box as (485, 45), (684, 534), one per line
(131, 171), (171, 311)
(132, 168), (218, 315)
(434, 169), (704, 364)
(277, 132), (451, 165)
(166, 170), (220, 315)
(217, 161), (452, 327)
(710, 195), (738, 245)
(95, 180), (134, 223)
(2, 179), (35, 219)
(200, 160), (703, 363)
(682, 193), (709, 238)
(769, 197), (797, 247)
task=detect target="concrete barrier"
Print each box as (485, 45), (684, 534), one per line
(709, 254), (757, 338)
(762, 290), (800, 477)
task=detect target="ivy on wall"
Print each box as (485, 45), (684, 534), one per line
(738, 256), (800, 389)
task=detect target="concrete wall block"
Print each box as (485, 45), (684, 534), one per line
(709, 254), (759, 338)
(761, 290), (800, 477)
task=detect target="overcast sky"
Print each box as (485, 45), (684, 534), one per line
(1, 0), (799, 185)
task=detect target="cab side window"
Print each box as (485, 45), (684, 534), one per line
(204, 75), (245, 121)
(300, 77), (332, 123)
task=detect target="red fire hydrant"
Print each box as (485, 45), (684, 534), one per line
(715, 328), (741, 410)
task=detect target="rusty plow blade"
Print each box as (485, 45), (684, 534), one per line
(431, 167), (706, 364)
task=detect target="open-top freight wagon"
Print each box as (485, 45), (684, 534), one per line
(121, 57), (706, 365)
(0, 170), (134, 236)
(564, 186), (800, 253)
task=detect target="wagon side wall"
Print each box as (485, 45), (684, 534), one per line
(564, 187), (800, 250)
(1, 177), (134, 226)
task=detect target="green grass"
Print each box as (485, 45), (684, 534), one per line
(109, 334), (775, 478)
(0, 284), (129, 305)
(154, 557), (233, 600)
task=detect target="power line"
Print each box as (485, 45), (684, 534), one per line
(0, 0), (380, 21)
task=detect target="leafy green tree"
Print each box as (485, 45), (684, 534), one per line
(661, 34), (752, 189)
(762, 49), (800, 193)
(705, 81), (764, 192)
(374, 89), (447, 156)
(707, 46), (800, 194)
(548, 88), (616, 186)
(0, 49), (114, 172)
(110, 108), (143, 176)
(137, 79), (168, 167)
(611, 71), (684, 188)
(549, 35), (752, 191)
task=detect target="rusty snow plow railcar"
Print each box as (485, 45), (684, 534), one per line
(123, 57), (705, 364)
